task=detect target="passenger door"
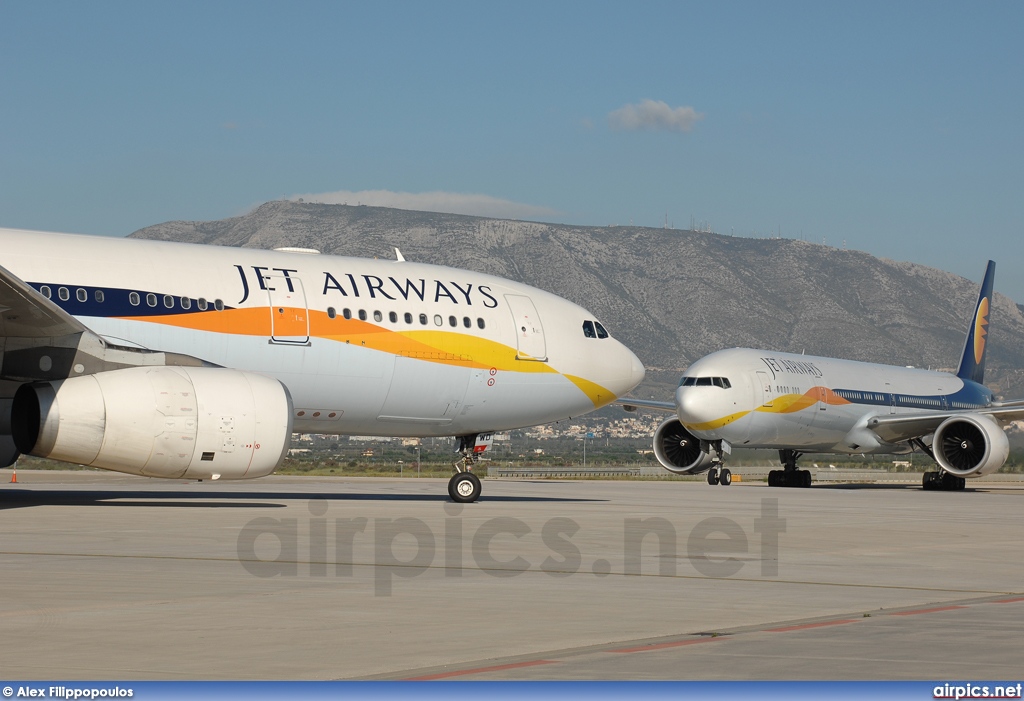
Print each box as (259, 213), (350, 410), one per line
(267, 276), (310, 345)
(505, 294), (547, 362)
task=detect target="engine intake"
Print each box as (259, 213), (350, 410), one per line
(653, 418), (715, 474)
(933, 413), (1008, 478)
(12, 366), (293, 480)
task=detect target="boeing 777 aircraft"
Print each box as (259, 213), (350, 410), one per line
(0, 227), (645, 502)
(623, 261), (1024, 490)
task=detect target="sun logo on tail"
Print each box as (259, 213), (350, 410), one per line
(973, 297), (989, 364)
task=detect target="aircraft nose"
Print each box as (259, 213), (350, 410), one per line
(601, 341), (645, 399)
(626, 346), (645, 391)
(675, 386), (711, 424)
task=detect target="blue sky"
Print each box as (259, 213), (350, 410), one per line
(2, 1), (1022, 300)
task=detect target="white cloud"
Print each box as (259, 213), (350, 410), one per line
(287, 189), (560, 220)
(608, 99), (704, 133)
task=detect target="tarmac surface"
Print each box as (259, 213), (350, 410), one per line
(1, 470), (1022, 681)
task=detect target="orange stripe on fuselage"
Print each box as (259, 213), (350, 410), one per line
(756, 386), (850, 415)
(116, 307), (560, 376)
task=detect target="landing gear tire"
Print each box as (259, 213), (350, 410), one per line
(707, 467), (720, 485)
(769, 468), (810, 488)
(448, 472), (482, 503)
(923, 471), (965, 491)
(719, 468), (732, 486)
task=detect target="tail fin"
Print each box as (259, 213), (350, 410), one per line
(956, 260), (995, 384)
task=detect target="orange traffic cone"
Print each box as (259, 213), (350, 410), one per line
(10, 466), (16, 483)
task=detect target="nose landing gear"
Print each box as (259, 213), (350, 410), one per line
(707, 466), (733, 485)
(449, 434), (484, 503)
(705, 441), (733, 486)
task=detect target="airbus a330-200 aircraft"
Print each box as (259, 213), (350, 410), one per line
(0, 227), (645, 502)
(623, 261), (1024, 490)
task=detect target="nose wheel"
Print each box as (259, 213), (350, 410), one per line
(448, 472), (482, 503)
(450, 435), (484, 502)
(706, 466), (732, 486)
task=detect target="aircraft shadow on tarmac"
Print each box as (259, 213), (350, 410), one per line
(0, 488), (603, 510)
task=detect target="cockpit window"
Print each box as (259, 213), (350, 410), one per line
(680, 376), (731, 388)
(582, 320), (596, 338)
(595, 321), (609, 339)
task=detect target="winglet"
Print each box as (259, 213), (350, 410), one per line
(956, 260), (995, 384)
(394, 247), (406, 262)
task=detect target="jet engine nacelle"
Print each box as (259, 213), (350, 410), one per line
(933, 413), (1009, 478)
(653, 418), (716, 474)
(12, 366), (293, 480)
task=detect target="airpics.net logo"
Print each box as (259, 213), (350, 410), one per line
(235, 498), (787, 596)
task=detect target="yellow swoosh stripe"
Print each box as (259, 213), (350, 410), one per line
(685, 387), (851, 431)
(118, 307), (613, 407)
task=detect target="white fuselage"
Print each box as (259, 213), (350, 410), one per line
(0, 228), (645, 437)
(676, 348), (991, 454)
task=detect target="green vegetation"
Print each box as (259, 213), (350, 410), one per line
(9, 438), (1024, 477)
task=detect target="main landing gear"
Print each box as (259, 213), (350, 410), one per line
(922, 471), (966, 491)
(448, 435), (483, 503)
(912, 439), (966, 491)
(768, 449), (812, 488)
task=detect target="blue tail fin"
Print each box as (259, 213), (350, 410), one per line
(956, 260), (995, 384)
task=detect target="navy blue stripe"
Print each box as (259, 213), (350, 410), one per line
(29, 282), (233, 318)
(832, 381), (991, 412)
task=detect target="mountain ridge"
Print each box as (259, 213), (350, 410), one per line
(130, 201), (1024, 399)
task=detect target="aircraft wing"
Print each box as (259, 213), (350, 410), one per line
(616, 398), (677, 413)
(0, 261), (102, 382)
(0, 261), (207, 384)
(868, 406), (1024, 444)
(0, 262), (91, 339)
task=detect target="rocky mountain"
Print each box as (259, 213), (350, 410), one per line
(131, 201), (1024, 400)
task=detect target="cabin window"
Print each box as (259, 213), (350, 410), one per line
(582, 320), (596, 338)
(95, 290), (105, 303)
(180, 297), (190, 310)
(130, 292), (141, 306)
(76, 288), (87, 302)
(373, 310), (383, 322)
(40, 285), (51, 299)
(358, 309), (367, 321)
(197, 298), (208, 311)
(327, 307), (336, 319)
(164, 295), (174, 309)
(419, 313), (428, 325)
(449, 315), (457, 327)
(404, 312), (413, 324)
(463, 316), (471, 328)
(434, 314), (443, 326)
(146, 293), (157, 307)
(477, 318), (485, 329)
(389, 311), (397, 323)
(214, 299), (224, 311)
(595, 321), (609, 339)
(59, 287), (70, 301)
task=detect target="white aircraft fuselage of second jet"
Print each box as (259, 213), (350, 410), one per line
(624, 261), (1024, 490)
(0, 227), (645, 501)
